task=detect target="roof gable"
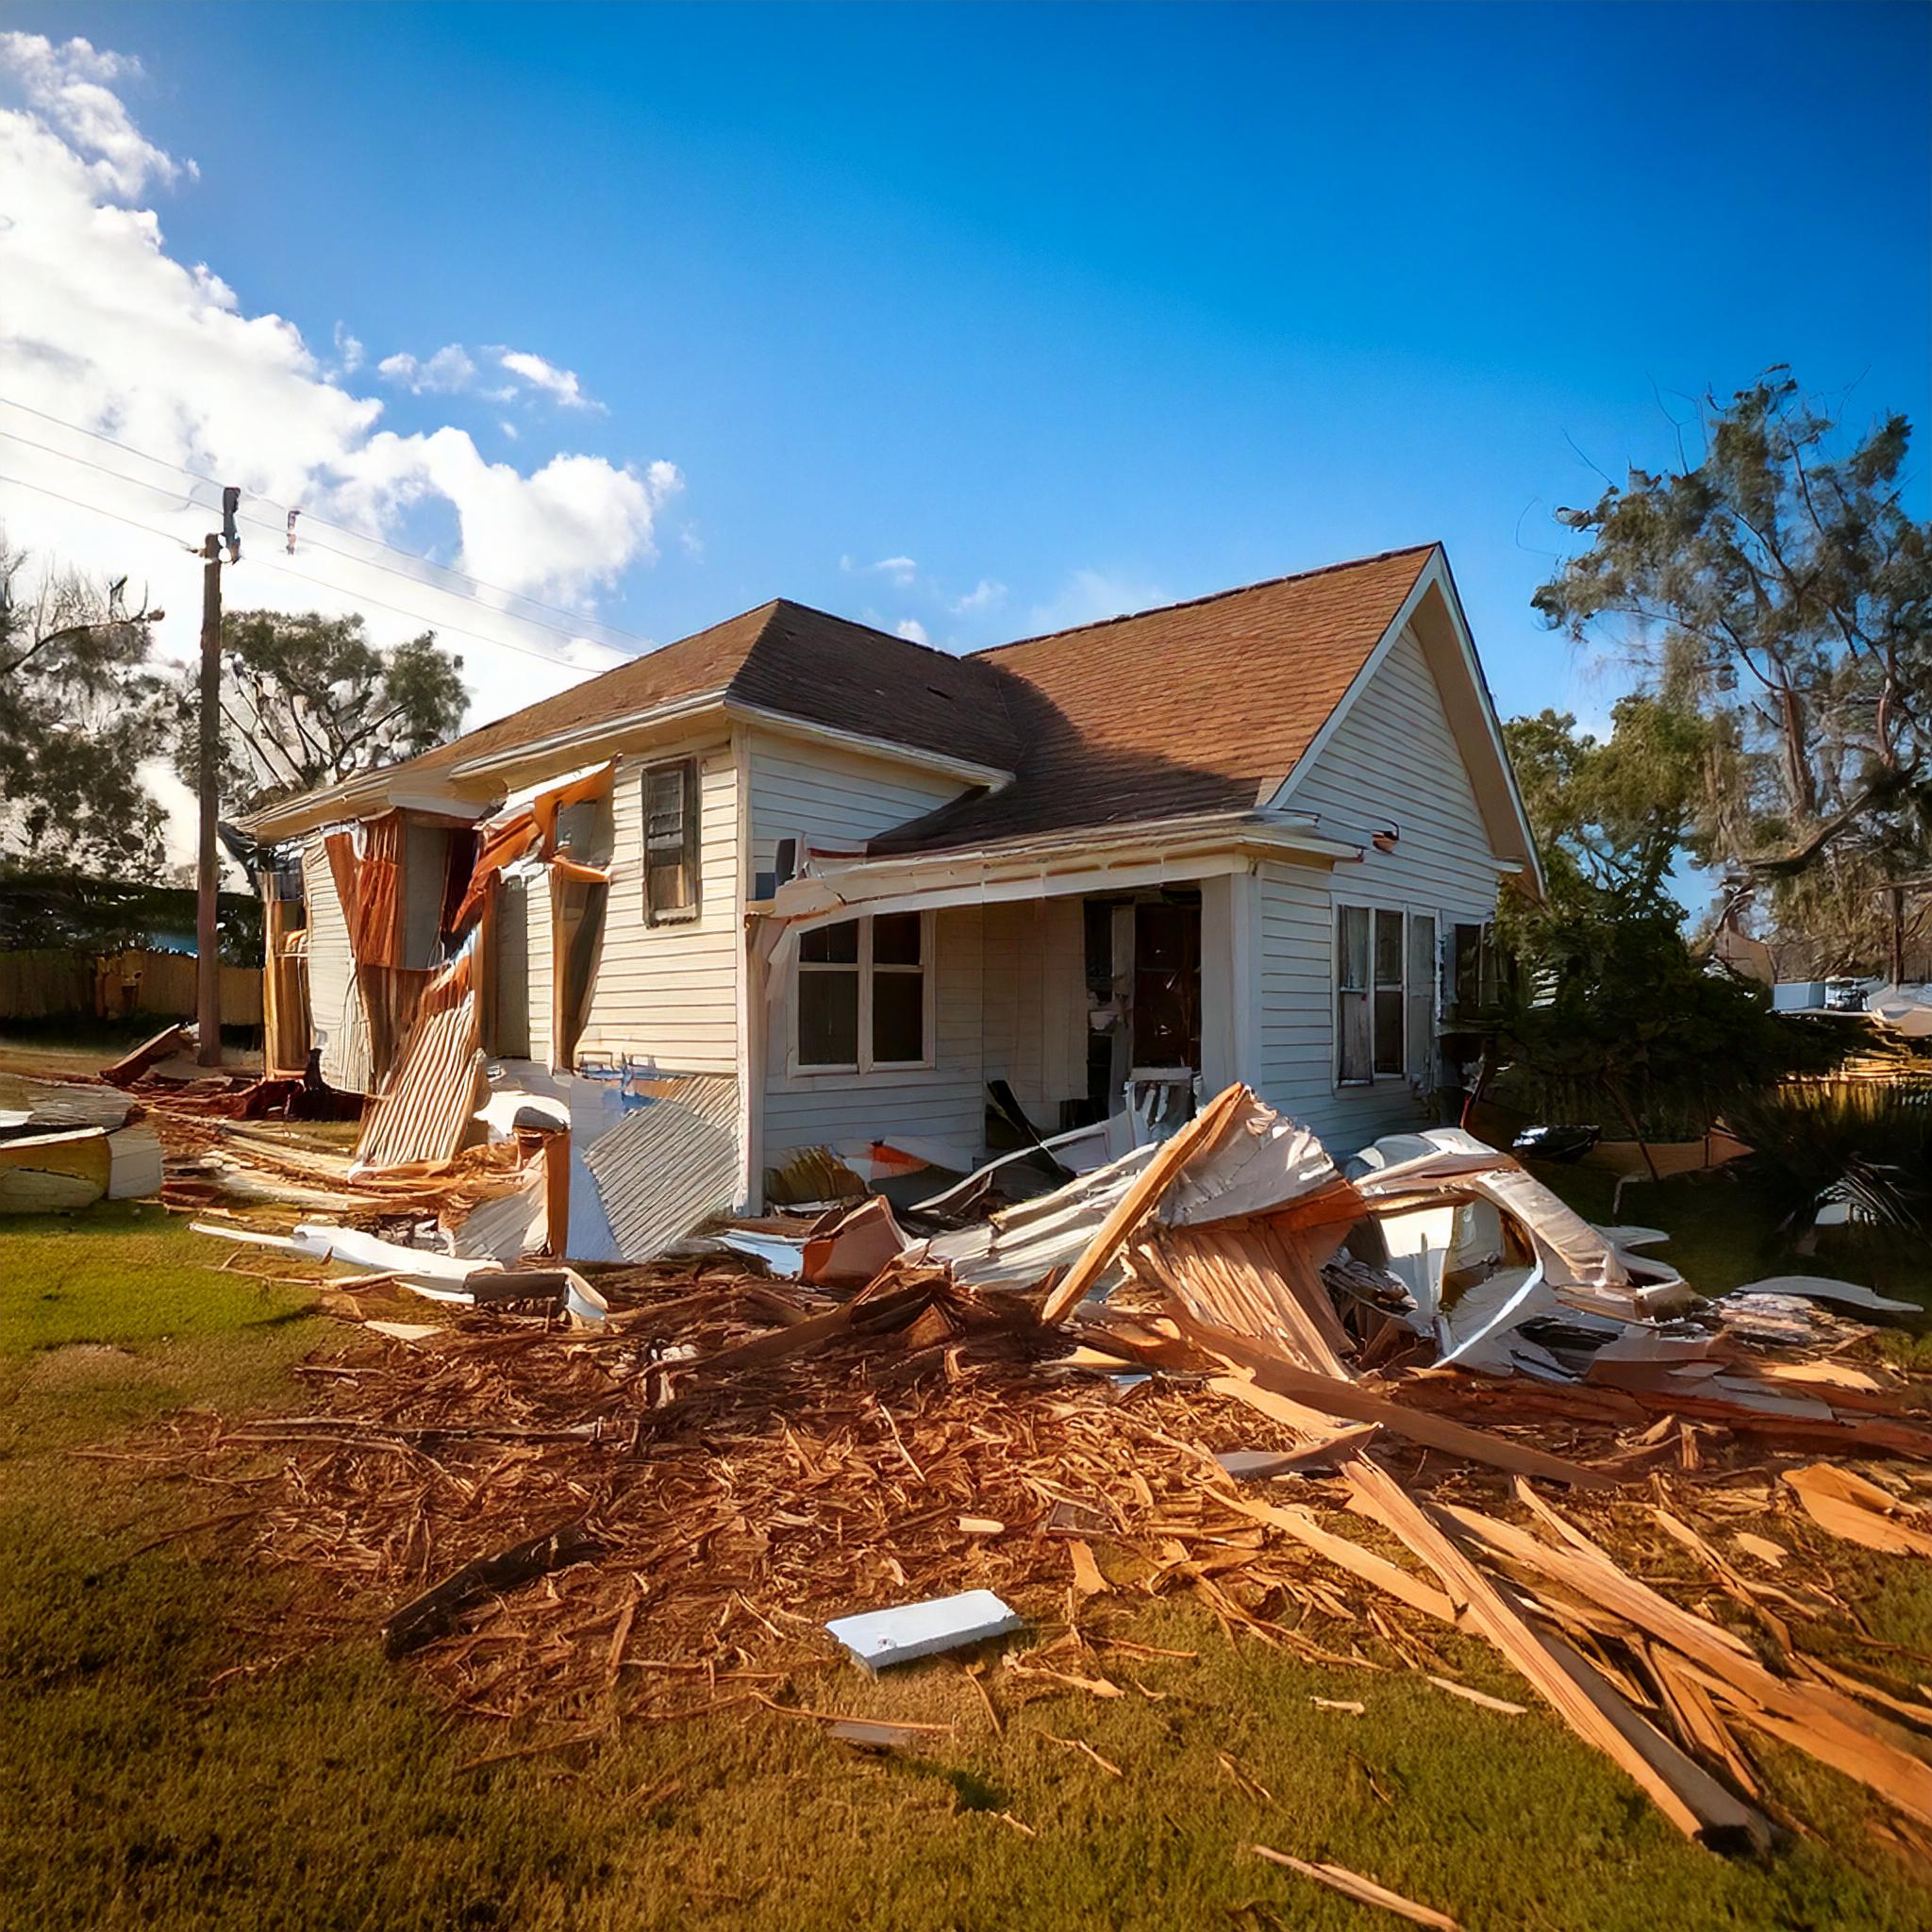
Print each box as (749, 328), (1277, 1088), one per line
(1264, 549), (1541, 888)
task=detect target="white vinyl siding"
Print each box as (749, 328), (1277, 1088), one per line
(574, 741), (740, 1075)
(523, 863), (554, 1068)
(979, 898), (1087, 1129)
(763, 905), (985, 1165)
(746, 734), (967, 884)
(1253, 622), (1504, 1154)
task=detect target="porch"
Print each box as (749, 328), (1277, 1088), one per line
(751, 811), (1362, 1203)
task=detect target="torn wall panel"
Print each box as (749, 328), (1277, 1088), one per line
(303, 835), (371, 1094)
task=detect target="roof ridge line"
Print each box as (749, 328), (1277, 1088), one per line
(969, 541), (1440, 658)
(765, 594), (989, 675)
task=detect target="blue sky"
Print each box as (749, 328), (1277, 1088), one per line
(6, 1), (1929, 741)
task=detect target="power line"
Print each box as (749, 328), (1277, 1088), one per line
(0, 391), (663, 654)
(0, 466), (200, 554)
(0, 424), (642, 663)
(0, 464), (620, 675)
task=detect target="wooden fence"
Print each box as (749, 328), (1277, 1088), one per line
(0, 948), (262, 1025)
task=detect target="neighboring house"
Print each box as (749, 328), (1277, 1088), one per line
(239, 542), (1541, 1207)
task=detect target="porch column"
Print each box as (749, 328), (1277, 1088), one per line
(1198, 870), (1256, 1096)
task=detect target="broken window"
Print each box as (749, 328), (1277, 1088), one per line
(642, 758), (700, 924)
(1450, 920), (1504, 1019)
(794, 913), (932, 1073)
(1337, 903), (1439, 1086)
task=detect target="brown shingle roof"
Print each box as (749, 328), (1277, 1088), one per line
(390, 598), (1024, 781)
(868, 544), (1436, 854)
(308, 545), (1435, 854)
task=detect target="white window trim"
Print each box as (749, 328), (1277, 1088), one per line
(789, 910), (938, 1077)
(1333, 901), (1440, 1090)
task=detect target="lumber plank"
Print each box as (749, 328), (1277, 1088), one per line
(1203, 1349), (1612, 1491)
(1039, 1083), (1249, 1324)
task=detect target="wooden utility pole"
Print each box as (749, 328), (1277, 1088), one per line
(195, 531), (223, 1065)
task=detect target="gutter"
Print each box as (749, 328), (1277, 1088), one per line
(770, 810), (1364, 922)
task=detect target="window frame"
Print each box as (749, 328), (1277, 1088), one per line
(790, 910), (937, 1076)
(1333, 900), (1441, 1089)
(641, 757), (701, 927)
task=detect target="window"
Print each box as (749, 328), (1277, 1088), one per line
(1373, 908), (1405, 1075)
(1336, 903), (1438, 1086)
(870, 912), (926, 1064)
(794, 913), (931, 1072)
(642, 759), (699, 924)
(1337, 907), (1372, 1082)
(1406, 912), (1438, 1086)
(1450, 921), (1504, 1019)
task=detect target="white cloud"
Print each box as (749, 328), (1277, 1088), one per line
(498, 349), (601, 413)
(0, 36), (681, 872)
(894, 618), (930, 645)
(0, 32), (192, 197)
(1027, 568), (1166, 634)
(841, 553), (919, 587)
(951, 577), (1006, 616)
(376, 342), (476, 394)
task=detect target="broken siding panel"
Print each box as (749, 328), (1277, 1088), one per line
(575, 743), (739, 1075)
(1255, 625), (1504, 1156)
(980, 899), (1087, 1128)
(304, 836), (372, 1094)
(746, 734), (967, 878)
(763, 905), (985, 1162)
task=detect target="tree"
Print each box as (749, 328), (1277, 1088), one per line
(1490, 703), (1826, 1162)
(1534, 371), (1932, 970)
(1503, 695), (1711, 905)
(0, 539), (168, 879)
(172, 609), (468, 817)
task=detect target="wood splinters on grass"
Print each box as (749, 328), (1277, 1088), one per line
(962, 1660), (1005, 1735)
(1041, 1731), (1124, 1777)
(1247, 1845), (1463, 1932)
(1216, 1750), (1274, 1803)
(1068, 1537), (1110, 1596)
(991, 1809), (1037, 1838)
(1425, 1675), (1527, 1717)
(625, 1775), (684, 1809)
(1311, 1697), (1365, 1715)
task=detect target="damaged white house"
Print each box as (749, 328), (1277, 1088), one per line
(239, 542), (1541, 1223)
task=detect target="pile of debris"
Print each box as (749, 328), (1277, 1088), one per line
(174, 1083), (1932, 1866)
(0, 1070), (162, 1212)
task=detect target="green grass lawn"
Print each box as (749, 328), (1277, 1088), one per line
(5, 1201), (1932, 1928)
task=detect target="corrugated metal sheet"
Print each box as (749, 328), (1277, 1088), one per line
(352, 951), (483, 1174)
(580, 1073), (740, 1262)
(352, 811), (404, 967)
(927, 1141), (1162, 1290)
(306, 837), (372, 1094)
(452, 1173), (541, 1261)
